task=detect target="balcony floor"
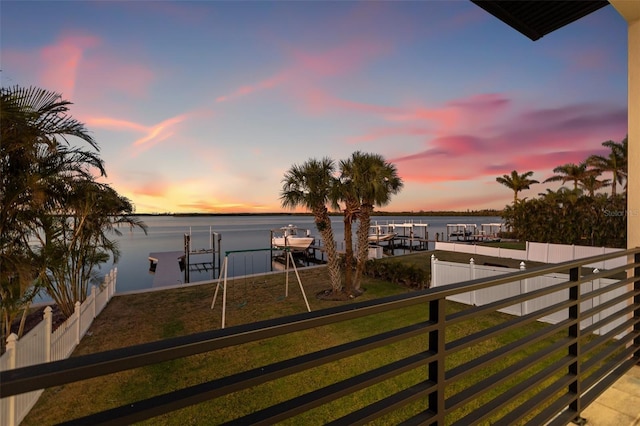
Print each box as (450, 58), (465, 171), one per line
(574, 364), (640, 425)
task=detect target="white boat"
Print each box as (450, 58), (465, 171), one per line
(367, 224), (397, 243)
(272, 224), (315, 251)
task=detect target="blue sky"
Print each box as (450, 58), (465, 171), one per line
(1, 1), (628, 213)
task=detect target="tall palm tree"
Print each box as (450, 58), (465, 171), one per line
(588, 137), (627, 196)
(496, 170), (539, 204)
(345, 152), (403, 292)
(579, 174), (611, 197)
(543, 161), (595, 190)
(335, 160), (361, 296)
(280, 158), (342, 295)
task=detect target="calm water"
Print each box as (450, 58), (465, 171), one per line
(113, 215), (502, 292)
(36, 214), (502, 301)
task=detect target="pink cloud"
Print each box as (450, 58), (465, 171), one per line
(39, 34), (99, 98)
(86, 113), (191, 156)
(215, 37), (392, 108)
(216, 72), (289, 103)
(4, 31), (155, 101)
(346, 126), (432, 144)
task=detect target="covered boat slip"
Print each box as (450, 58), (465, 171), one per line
(446, 222), (505, 242)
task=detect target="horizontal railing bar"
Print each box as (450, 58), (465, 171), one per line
(582, 274), (636, 302)
(224, 351), (436, 425)
(579, 350), (639, 408)
(582, 334), (639, 386)
(451, 355), (575, 426)
(398, 407), (438, 426)
(327, 380), (436, 426)
(583, 318), (640, 358)
(0, 292), (438, 397)
(434, 248), (640, 301)
(447, 299), (575, 353)
(494, 373), (575, 426)
(446, 319), (573, 382)
(581, 302), (639, 336)
(446, 336), (572, 411)
(446, 278), (578, 325)
(523, 392), (576, 426)
(582, 277), (635, 301)
(57, 322), (437, 425)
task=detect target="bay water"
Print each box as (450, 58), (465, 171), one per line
(35, 214), (502, 302)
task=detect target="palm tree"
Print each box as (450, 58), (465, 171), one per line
(496, 170), (539, 204)
(280, 158), (342, 295)
(35, 179), (147, 318)
(345, 152), (403, 292)
(578, 174), (611, 197)
(543, 161), (595, 190)
(588, 137), (627, 196)
(1, 86), (105, 335)
(1, 85), (145, 325)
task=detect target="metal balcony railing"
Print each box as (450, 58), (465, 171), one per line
(2, 248), (639, 425)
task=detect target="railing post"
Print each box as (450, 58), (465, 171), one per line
(44, 306), (52, 362)
(568, 265), (585, 424)
(75, 301), (81, 345)
(634, 252), (640, 359)
(520, 262), (527, 316)
(6, 333), (18, 426)
(429, 298), (446, 424)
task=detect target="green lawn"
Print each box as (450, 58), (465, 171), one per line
(22, 250), (587, 425)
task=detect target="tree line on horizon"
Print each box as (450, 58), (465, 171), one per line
(496, 136), (628, 247)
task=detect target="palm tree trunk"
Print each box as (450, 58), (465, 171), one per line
(343, 214), (354, 295)
(314, 208), (342, 294)
(353, 204), (373, 291)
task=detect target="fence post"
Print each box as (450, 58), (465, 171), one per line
(44, 306), (52, 363)
(593, 269), (601, 335)
(546, 242), (550, 263)
(470, 258), (476, 306)
(74, 301), (81, 345)
(520, 262), (527, 316)
(430, 255), (436, 288)
(113, 267), (118, 298)
(470, 258), (475, 280)
(6, 333), (18, 426)
(91, 285), (97, 319)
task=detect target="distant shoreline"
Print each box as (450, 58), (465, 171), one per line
(135, 210), (503, 218)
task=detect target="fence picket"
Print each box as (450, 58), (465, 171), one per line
(0, 268), (117, 426)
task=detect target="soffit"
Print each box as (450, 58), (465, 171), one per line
(471, 0), (610, 41)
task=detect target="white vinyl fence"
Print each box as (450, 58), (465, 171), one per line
(434, 241), (624, 269)
(430, 256), (626, 335)
(0, 268), (117, 426)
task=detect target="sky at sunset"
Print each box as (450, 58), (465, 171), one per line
(1, 1), (629, 214)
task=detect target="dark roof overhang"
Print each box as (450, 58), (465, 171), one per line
(471, 0), (610, 41)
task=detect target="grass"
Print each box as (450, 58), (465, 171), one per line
(21, 250), (589, 425)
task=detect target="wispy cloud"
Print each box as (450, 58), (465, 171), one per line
(86, 113), (191, 156)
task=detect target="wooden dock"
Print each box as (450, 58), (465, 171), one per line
(148, 251), (184, 287)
